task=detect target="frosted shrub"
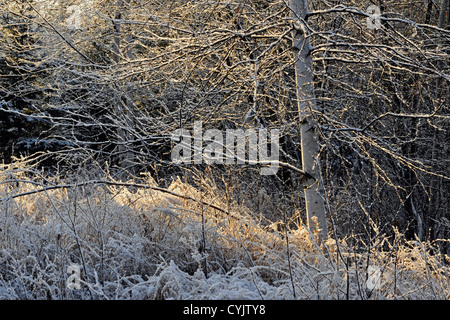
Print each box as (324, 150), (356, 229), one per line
(0, 162), (448, 299)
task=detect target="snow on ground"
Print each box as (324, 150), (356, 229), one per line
(0, 168), (448, 300)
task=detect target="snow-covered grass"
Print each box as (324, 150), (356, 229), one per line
(0, 161), (448, 299)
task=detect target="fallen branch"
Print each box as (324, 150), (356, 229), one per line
(1, 179), (238, 219)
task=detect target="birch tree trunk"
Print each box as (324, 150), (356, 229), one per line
(290, 0), (328, 241)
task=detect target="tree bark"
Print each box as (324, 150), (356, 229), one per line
(290, 0), (328, 242)
(439, 0), (449, 28)
(425, 0), (434, 24)
(113, 0), (136, 175)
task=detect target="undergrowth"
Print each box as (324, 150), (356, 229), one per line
(0, 160), (448, 299)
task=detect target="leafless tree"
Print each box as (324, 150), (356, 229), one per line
(1, 0), (449, 249)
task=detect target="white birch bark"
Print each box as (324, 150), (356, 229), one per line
(290, 0), (328, 241)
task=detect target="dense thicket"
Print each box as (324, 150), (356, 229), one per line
(0, 0), (449, 257)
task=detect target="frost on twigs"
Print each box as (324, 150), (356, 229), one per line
(0, 160), (449, 299)
(66, 5), (82, 30)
